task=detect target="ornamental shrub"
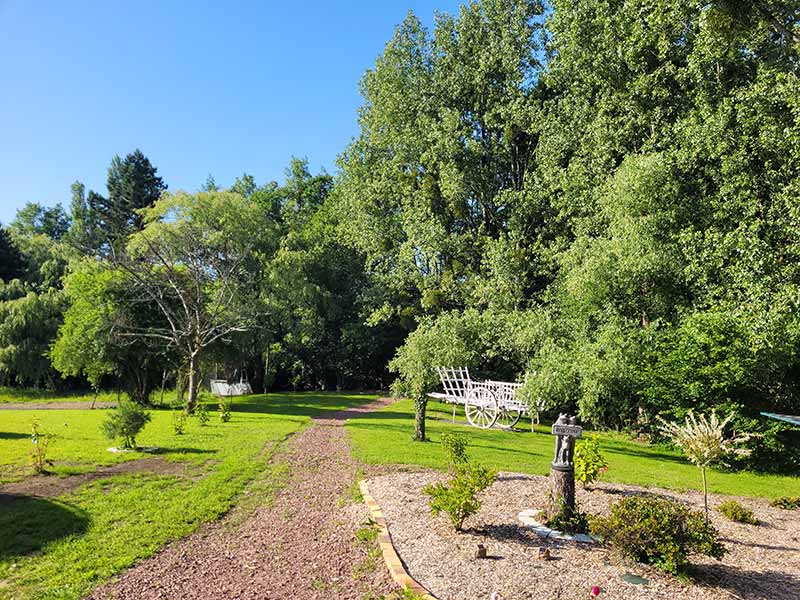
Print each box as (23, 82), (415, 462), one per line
(591, 496), (726, 574)
(423, 433), (496, 531)
(219, 400), (232, 422)
(102, 400), (151, 449)
(574, 437), (608, 488)
(195, 401), (210, 426)
(30, 420), (54, 473)
(770, 496), (800, 510)
(717, 500), (758, 525)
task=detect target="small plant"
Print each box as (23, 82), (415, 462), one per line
(717, 500), (758, 524)
(658, 410), (751, 519)
(574, 437), (608, 489)
(423, 434), (496, 531)
(440, 432), (468, 467)
(172, 409), (187, 435)
(355, 520), (379, 544)
(30, 420), (54, 474)
(591, 495), (726, 574)
(102, 400), (151, 449)
(544, 496), (590, 534)
(219, 400), (231, 422)
(770, 496), (800, 510)
(195, 401), (210, 426)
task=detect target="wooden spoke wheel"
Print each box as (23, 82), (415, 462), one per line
(497, 407), (522, 430)
(465, 386), (499, 429)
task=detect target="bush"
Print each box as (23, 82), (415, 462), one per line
(102, 400), (151, 449)
(770, 496), (800, 510)
(574, 437), (608, 488)
(172, 409), (187, 435)
(591, 496), (726, 573)
(717, 500), (758, 524)
(219, 400), (231, 423)
(440, 432), (468, 467)
(544, 497), (590, 534)
(423, 433), (496, 531)
(195, 402), (210, 426)
(30, 420), (54, 473)
(424, 464), (497, 531)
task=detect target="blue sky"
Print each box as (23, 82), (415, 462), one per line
(0, 0), (462, 225)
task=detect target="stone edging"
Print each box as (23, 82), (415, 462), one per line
(359, 480), (439, 600)
(518, 509), (599, 543)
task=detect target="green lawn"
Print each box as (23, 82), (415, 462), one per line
(347, 399), (800, 500)
(0, 387), (123, 404)
(0, 392), (376, 600)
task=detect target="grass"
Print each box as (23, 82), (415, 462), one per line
(0, 391), (375, 600)
(346, 399), (800, 500)
(0, 387), (124, 404)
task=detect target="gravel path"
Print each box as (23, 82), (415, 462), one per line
(367, 471), (800, 600)
(89, 399), (398, 600)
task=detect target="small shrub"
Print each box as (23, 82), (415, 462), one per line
(195, 402), (210, 426)
(440, 432), (468, 467)
(219, 400), (231, 422)
(591, 495), (726, 574)
(770, 496), (800, 510)
(30, 420), (54, 473)
(424, 464), (497, 531)
(717, 500), (758, 524)
(172, 409), (187, 435)
(102, 400), (151, 449)
(544, 497), (590, 534)
(574, 437), (608, 488)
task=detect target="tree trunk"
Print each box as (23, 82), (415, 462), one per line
(187, 354), (199, 413)
(545, 467), (576, 522)
(414, 397), (427, 442)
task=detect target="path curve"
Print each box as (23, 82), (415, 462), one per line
(89, 398), (398, 600)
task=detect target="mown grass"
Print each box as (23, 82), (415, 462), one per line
(0, 387), (124, 404)
(346, 399), (800, 500)
(0, 391), (375, 600)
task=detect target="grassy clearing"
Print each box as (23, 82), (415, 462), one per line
(0, 392), (375, 600)
(346, 400), (800, 500)
(0, 387), (124, 404)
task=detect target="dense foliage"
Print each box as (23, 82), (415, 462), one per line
(2, 0), (799, 471)
(591, 495), (727, 573)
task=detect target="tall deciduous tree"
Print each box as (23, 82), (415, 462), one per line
(113, 191), (271, 410)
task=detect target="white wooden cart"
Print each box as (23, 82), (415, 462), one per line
(427, 366), (528, 430)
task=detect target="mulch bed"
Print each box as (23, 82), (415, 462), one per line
(367, 471), (800, 600)
(88, 398), (399, 600)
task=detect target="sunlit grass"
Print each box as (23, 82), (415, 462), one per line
(347, 399), (800, 499)
(0, 391), (374, 600)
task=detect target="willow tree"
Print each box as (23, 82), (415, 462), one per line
(114, 191), (270, 410)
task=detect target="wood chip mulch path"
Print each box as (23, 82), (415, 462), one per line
(87, 398), (398, 600)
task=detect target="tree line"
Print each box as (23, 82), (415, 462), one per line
(1, 0), (798, 471)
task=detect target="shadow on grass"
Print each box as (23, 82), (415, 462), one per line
(149, 447), (217, 456)
(0, 431), (28, 440)
(229, 393), (381, 418)
(0, 494), (90, 560)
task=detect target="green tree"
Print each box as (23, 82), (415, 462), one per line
(0, 226), (24, 282)
(113, 191), (270, 410)
(90, 149), (167, 252)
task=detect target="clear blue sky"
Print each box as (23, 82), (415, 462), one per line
(0, 0), (462, 225)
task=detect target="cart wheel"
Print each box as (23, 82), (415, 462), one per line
(465, 387), (499, 429)
(497, 408), (522, 430)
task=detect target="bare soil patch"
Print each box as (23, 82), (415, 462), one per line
(88, 398), (398, 600)
(367, 471), (800, 600)
(0, 457), (186, 501)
